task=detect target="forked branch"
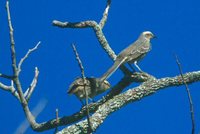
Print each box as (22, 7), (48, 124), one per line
(18, 41), (41, 74)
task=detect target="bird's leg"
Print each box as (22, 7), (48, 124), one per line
(134, 61), (143, 72)
(128, 63), (136, 72)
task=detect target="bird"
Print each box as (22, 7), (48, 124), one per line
(67, 77), (111, 104)
(100, 31), (155, 82)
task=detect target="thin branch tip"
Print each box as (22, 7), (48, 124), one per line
(175, 55), (195, 134)
(18, 41), (41, 74)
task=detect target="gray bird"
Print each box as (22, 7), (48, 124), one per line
(100, 31), (155, 82)
(67, 77), (110, 104)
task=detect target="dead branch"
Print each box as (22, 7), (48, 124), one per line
(175, 55), (195, 134)
(24, 67), (39, 102)
(0, 73), (13, 79)
(2, 1), (200, 134)
(52, 4), (131, 77)
(72, 44), (93, 133)
(0, 80), (19, 100)
(19, 71), (199, 132)
(18, 41), (41, 74)
(57, 71), (200, 133)
(99, 0), (111, 28)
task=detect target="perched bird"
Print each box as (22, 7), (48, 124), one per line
(67, 77), (110, 104)
(100, 31), (155, 82)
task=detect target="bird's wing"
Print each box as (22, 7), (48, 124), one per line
(129, 40), (151, 60)
(67, 78), (90, 94)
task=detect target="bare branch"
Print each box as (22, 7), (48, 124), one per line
(52, 1), (131, 76)
(0, 73), (13, 79)
(24, 67), (39, 102)
(0, 80), (19, 100)
(18, 41), (41, 74)
(72, 44), (86, 78)
(0, 81), (12, 90)
(28, 71), (200, 132)
(6, 0), (30, 121)
(6, 0), (18, 75)
(72, 44), (93, 133)
(57, 71), (200, 133)
(53, 20), (116, 60)
(53, 20), (95, 28)
(99, 0), (111, 28)
(175, 55), (195, 134)
(6, 0), (24, 97)
(54, 108), (59, 134)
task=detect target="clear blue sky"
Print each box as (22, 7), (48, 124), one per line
(0, 0), (200, 134)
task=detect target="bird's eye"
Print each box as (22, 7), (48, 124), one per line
(145, 33), (152, 38)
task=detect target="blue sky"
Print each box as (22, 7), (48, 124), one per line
(0, 0), (200, 133)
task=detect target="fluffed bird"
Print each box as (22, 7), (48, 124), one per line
(67, 77), (110, 104)
(100, 31), (155, 82)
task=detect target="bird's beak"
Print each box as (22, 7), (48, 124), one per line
(152, 34), (157, 39)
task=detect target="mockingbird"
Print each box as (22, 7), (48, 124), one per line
(100, 31), (155, 82)
(67, 77), (110, 104)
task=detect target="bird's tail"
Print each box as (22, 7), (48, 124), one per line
(100, 58), (126, 83)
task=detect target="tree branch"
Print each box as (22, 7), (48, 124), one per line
(175, 55), (195, 134)
(54, 108), (59, 134)
(52, 0), (131, 76)
(6, 0), (18, 76)
(23, 71), (200, 132)
(18, 41), (41, 74)
(0, 73), (14, 79)
(24, 67), (39, 102)
(0, 80), (20, 100)
(6, 1), (38, 129)
(6, 0), (26, 102)
(57, 71), (200, 133)
(53, 20), (116, 60)
(99, 0), (111, 28)
(72, 44), (93, 133)
(4, 1), (200, 134)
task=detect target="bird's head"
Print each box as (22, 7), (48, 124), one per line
(141, 31), (156, 40)
(97, 80), (111, 93)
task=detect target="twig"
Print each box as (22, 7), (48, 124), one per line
(71, 44), (85, 79)
(9, 80), (20, 100)
(18, 41), (41, 74)
(99, 0), (111, 28)
(0, 82), (11, 90)
(24, 67), (39, 102)
(0, 73), (13, 79)
(175, 55), (195, 134)
(54, 108), (59, 134)
(0, 81), (19, 100)
(6, 0), (26, 103)
(72, 44), (93, 133)
(6, 0), (18, 75)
